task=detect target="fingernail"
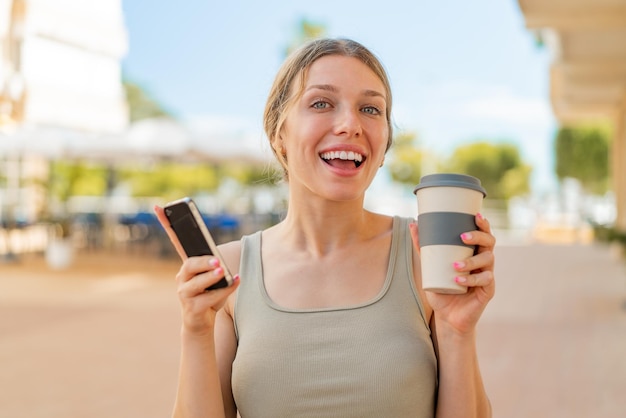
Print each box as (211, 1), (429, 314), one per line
(453, 261), (465, 269)
(455, 276), (467, 283)
(214, 267), (223, 276)
(233, 274), (240, 282)
(476, 212), (483, 220)
(209, 258), (220, 267)
(461, 233), (472, 240)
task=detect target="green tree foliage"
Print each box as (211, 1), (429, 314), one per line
(445, 141), (531, 200)
(387, 131), (436, 185)
(47, 160), (279, 203)
(118, 161), (280, 200)
(123, 79), (173, 122)
(554, 124), (611, 194)
(118, 163), (220, 201)
(49, 161), (109, 201)
(220, 162), (282, 186)
(284, 17), (327, 57)
(46, 162), (111, 234)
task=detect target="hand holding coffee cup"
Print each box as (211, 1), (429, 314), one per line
(413, 173), (487, 294)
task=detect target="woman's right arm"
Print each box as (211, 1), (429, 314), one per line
(171, 257), (239, 418)
(154, 206), (239, 418)
(173, 257), (239, 418)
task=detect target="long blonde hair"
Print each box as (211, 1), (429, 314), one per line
(263, 38), (393, 177)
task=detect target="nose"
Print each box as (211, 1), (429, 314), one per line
(334, 107), (362, 137)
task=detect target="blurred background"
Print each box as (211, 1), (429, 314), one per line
(0, 0), (624, 262)
(1, 0), (625, 417)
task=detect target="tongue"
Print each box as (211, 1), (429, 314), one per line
(327, 159), (356, 169)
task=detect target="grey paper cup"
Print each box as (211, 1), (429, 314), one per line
(413, 174), (487, 294)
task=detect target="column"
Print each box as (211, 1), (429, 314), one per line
(613, 94), (626, 233)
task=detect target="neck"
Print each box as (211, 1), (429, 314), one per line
(277, 195), (374, 257)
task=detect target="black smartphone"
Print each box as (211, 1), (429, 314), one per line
(163, 197), (234, 291)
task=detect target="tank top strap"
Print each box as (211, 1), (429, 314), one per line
(390, 216), (430, 331)
(233, 230), (263, 341)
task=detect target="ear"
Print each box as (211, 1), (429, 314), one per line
(273, 135), (287, 157)
(270, 135), (281, 154)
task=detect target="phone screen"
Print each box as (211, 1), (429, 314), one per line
(167, 208), (214, 258)
(164, 198), (233, 290)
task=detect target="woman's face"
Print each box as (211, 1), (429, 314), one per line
(279, 55), (389, 202)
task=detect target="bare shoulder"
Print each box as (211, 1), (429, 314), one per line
(365, 211), (395, 235)
(218, 239), (242, 276)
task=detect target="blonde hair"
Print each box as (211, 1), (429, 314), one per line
(263, 38), (394, 177)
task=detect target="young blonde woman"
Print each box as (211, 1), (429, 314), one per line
(155, 37), (495, 418)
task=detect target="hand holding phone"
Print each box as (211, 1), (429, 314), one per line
(162, 197), (234, 291)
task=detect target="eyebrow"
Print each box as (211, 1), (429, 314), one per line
(306, 84), (386, 100)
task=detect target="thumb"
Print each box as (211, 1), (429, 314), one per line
(409, 221), (421, 255)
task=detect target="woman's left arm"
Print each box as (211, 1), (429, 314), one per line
(410, 213), (495, 418)
(430, 312), (492, 418)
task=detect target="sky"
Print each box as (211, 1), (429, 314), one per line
(120, 0), (558, 194)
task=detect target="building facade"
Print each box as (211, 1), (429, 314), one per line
(0, 0), (128, 133)
(0, 0), (129, 229)
(518, 0), (626, 234)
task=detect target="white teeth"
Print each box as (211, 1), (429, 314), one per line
(320, 151), (363, 162)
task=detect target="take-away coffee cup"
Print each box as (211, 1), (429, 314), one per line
(413, 173), (487, 294)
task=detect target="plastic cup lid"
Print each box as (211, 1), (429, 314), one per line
(413, 173), (487, 197)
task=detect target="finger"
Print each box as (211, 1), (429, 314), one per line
(476, 212), (492, 234)
(178, 276), (240, 322)
(409, 221), (420, 251)
(454, 269), (494, 288)
(178, 266), (230, 298)
(453, 250), (494, 273)
(177, 256), (222, 283)
(460, 229), (496, 250)
(182, 275), (240, 314)
(154, 205), (188, 260)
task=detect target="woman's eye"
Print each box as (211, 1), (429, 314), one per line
(362, 106), (381, 115)
(311, 100), (329, 110)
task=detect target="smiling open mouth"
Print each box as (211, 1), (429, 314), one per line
(320, 150), (364, 168)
